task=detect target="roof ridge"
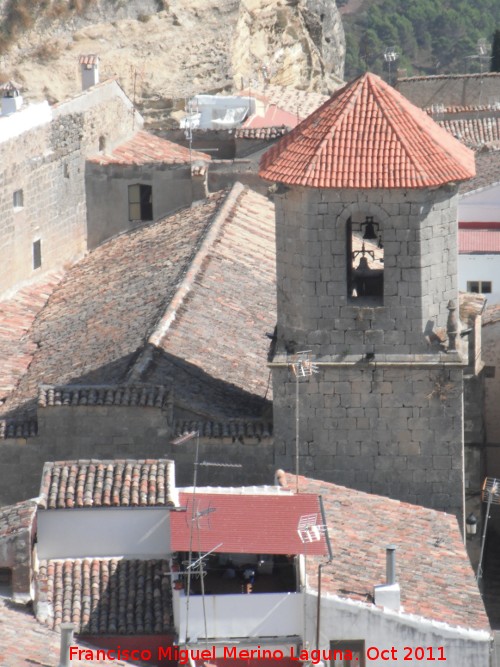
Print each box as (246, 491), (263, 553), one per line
(127, 184), (247, 382)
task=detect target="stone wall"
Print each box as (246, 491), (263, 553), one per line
(0, 81), (140, 294)
(85, 162), (195, 249)
(274, 185), (460, 356)
(272, 364), (464, 515)
(397, 73), (500, 109)
(0, 405), (275, 506)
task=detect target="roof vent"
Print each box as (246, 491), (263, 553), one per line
(373, 545), (400, 611)
(79, 54), (99, 91)
(1, 81), (23, 116)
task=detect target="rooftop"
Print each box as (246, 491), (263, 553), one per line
(38, 459), (176, 509)
(0, 184), (275, 424)
(277, 471), (489, 633)
(0, 499), (36, 538)
(460, 149), (500, 194)
(88, 130), (210, 166)
(0, 601), (137, 667)
(170, 490), (327, 556)
(0, 270), (65, 400)
(459, 228), (500, 253)
(36, 558), (172, 635)
(239, 84), (329, 120)
(259, 72), (476, 189)
(437, 116), (500, 150)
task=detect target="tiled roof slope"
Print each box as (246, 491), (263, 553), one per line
(88, 130), (210, 165)
(142, 184), (276, 415)
(460, 149), (500, 194)
(0, 499), (36, 538)
(0, 192), (226, 419)
(0, 598), (138, 667)
(37, 558), (172, 634)
(0, 270), (65, 400)
(38, 459), (176, 509)
(260, 72), (476, 189)
(173, 420), (273, 440)
(437, 116), (500, 150)
(277, 471), (489, 633)
(171, 491), (326, 555)
(459, 229), (500, 253)
(241, 85), (330, 120)
(38, 384), (171, 409)
(0, 418), (37, 439)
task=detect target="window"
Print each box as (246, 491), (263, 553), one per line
(0, 568), (12, 597)
(467, 281), (492, 294)
(13, 189), (23, 209)
(128, 184), (153, 222)
(347, 215), (384, 303)
(33, 240), (42, 270)
(330, 640), (365, 667)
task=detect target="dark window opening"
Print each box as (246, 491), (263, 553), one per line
(128, 184), (153, 222)
(467, 280), (492, 294)
(33, 240), (42, 270)
(0, 568), (12, 597)
(99, 135), (106, 152)
(64, 163), (70, 178)
(347, 216), (384, 304)
(330, 640), (365, 667)
(13, 189), (23, 209)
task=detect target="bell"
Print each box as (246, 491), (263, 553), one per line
(362, 216), (378, 241)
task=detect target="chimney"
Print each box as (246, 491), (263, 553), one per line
(1, 81), (23, 116)
(58, 623), (74, 667)
(373, 545), (401, 611)
(79, 55), (99, 91)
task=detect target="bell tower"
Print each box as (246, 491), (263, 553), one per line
(260, 73), (475, 518)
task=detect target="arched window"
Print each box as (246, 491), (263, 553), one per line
(347, 214), (384, 303)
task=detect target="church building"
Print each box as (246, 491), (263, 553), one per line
(260, 73), (476, 520)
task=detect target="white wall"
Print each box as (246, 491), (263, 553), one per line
(460, 184), (500, 223)
(173, 589), (303, 642)
(458, 254), (500, 304)
(37, 508), (170, 559)
(307, 591), (491, 667)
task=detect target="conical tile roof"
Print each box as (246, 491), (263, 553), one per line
(259, 73), (475, 189)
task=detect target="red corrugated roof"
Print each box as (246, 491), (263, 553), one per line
(171, 492), (327, 555)
(89, 131), (210, 166)
(259, 72), (475, 189)
(459, 229), (500, 253)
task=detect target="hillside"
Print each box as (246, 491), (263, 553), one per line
(340, 0), (500, 79)
(0, 0), (344, 123)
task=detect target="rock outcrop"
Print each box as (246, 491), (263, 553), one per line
(232, 0), (345, 93)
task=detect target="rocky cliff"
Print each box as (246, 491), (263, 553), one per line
(0, 0), (344, 110)
(233, 0), (345, 92)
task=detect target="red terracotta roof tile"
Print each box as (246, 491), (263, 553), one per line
(260, 73), (476, 189)
(460, 149), (500, 193)
(88, 130), (210, 166)
(78, 55), (99, 66)
(36, 558), (172, 634)
(38, 459), (176, 509)
(277, 471), (489, 633)
(0, 499), (36, 538)
(171, 491), (327, 555)
(38, 384), (171, 409)
(0, 598), (137, 667)
(459, 229), (500, 253)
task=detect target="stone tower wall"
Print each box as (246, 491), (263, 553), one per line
(272, 363), (464, 515)
(274, 186), (459, 356)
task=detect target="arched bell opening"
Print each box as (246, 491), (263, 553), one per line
(346, 215), (384, 304)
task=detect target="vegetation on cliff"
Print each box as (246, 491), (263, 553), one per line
(341, 0), (500, 79)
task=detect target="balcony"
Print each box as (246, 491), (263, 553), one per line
(173, 588), (303, 641)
